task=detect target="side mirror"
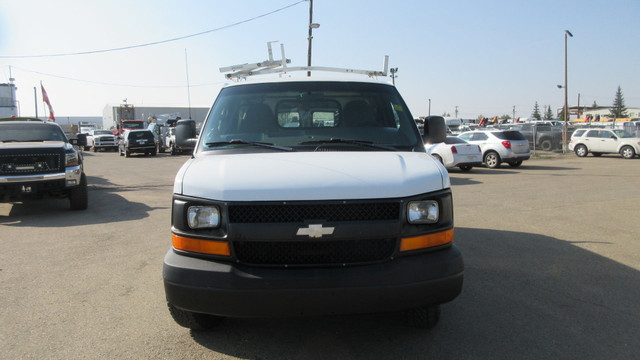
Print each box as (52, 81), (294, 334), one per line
(422, 116), (447, 144)
(75, 133), (88, 146)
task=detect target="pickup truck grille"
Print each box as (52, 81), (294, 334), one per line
(234, 238), (396, 266)
(228, 202), (400, 223)
(0, 150), (63, 175)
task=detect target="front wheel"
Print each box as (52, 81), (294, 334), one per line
(484, 151), (501, 168)
(404, 305), (440, 329)
(574, 144), (588, 157)
(167, 303), (224, 331)
(620, 146), (636, 159)
(69, 174), (88, 210)
(539, 139), (553, 151)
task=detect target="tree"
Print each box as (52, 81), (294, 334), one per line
(609, 86), (628, 118)
(531, 102), (542, 120)
(499, 114), (511, 123)
(441, 112), (451, 117)
(543, 105), (554, 120)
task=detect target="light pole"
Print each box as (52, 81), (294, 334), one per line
(307, 0), (320, 77)
(428, 99), (431, 117)
(563, 30), (573, 153)
(389, 68), (398, 86)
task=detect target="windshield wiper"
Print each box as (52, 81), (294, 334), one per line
(299, 138), (396, 151)
(205, 139), (294, 152)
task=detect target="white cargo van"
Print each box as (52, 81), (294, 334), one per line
(163, 45), (463, 330)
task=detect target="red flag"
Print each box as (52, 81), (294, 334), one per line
(41, 83), (55, 121)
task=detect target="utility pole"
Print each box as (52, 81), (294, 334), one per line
(454, 106), (458, 118)
(307, 0), (319, 77)
(513, 106), (516, 121)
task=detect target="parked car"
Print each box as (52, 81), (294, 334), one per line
(86, 129), (118, 152)
(119, 129), (157, 157)
(568, 128), (640, 159)
(457, 130), (531, 168)
(0, 117), (88, 210)
(425, 136), (482, 171)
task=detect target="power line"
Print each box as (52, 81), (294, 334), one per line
(10, 65), (226, 88)
(0, 1), (306, 59)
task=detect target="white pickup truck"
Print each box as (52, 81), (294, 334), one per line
(163, 47), (463, 331)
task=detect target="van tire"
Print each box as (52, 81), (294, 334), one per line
(404, 305), (440, 329)
(167, 303), (224, 331)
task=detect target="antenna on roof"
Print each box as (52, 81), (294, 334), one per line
(220, 42), (389, 81)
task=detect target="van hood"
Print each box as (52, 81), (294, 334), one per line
(175, 151), (449, 201)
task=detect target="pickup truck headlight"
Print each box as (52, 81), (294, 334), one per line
(407, 200), (439, 224)
(187, 205), (220, 229)
(64, 149), (80, 166)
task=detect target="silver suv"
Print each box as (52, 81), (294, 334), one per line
(457, 130), (531, 168)
(569, 128), (640, 159)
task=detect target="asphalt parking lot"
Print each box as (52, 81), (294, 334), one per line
(1, 151), (639, 359)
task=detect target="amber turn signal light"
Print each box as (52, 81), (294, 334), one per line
(172, 233), (231, 256)
(400, 228), (454, 252)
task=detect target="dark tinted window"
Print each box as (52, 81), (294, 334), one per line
(128, 131), (154, 140)
(494, 131), (526, 140)
(444, 136), (467, 144)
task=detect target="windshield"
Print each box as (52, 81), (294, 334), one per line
(197, 81), (422, 153)
(0, 123), (68, 142)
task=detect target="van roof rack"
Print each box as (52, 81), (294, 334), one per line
(220, 41), (389, 80)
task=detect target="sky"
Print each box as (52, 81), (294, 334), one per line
(1, 0), (639, 121)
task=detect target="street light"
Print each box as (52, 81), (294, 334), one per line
(389, 68), (398, 86)
(562, 30), (573, 154)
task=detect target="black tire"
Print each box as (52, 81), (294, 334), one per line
(404, 305), (440, 329)
(92, 146), (98, 153)
(574, 144), (588, 157)
(83, 146), (90, 151)
(539, 139), (552, 151)
(167, 303), (224, 331)
(483, 151), (501, 168)
(125, 150), (131, 158)
(69, 174), (88, 210)
(459, 165), (472, 172)
(620, 146), (635, 159)
(592, 152), (602, 157)
(151, 149), (157, 156)
(509, 160), (523, 167)
(170, 144), (176, 156)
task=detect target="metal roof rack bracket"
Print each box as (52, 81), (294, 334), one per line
(220, 42), (388, 81)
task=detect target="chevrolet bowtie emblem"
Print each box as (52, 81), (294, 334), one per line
(296, 224), (335, 238)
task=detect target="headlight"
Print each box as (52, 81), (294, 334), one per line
(407, 200), (439, 224)
(65, 150), (80, 166)
(187, 206), (220, 229)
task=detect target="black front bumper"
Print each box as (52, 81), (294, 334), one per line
(163, 245), (464, 318)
